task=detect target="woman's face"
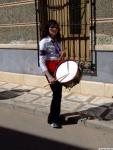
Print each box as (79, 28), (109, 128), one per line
(49, 24), (59, 39)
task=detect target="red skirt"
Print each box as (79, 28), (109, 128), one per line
(46, 60), (60, 75)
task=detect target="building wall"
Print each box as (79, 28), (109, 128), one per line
(0, 0), (36, 44)
(0, 0), (113, 46)
(0, 49), (41, 75)
(0, 49), (113, 84)
(0, 0), (113, 85)
(96, 0), (113, 45)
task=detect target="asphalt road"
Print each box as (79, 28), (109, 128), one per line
(0, 107), (113, 150)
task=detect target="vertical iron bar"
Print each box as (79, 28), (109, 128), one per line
(90, 0), (97, 74)
(94, 0), (96, 46)
(47, 0), (50, 19)
(73, 34), (75, 59)
(90, 0), (93, 65)
(55, 0), (58, 20)
(61, 0), (64, 51)
(84, 1), (87, 61)
(94, 0), (97, 73)
(78, 34), (81, 62)
(78, 1), (81, 62)
(64, 0), (66, 51)
(34, 0), (40, 66)
(67, 0), (70, 58)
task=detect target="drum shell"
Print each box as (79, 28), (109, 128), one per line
(62, 67), (81, 88)
(55, 60), (83, 88)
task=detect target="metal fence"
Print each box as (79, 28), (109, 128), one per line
(35, 0), (96, 74)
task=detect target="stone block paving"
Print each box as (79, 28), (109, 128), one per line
(13, 93), (40, 103)
(1, 83), (20, 90)
(0, 82), (6, 85)
(0, 88), (6, 92)
(61, 99), (81, 112)
(14, 85), (35, 91)
(30, 87), (51, 95)
(66, 94), (92, 103)
(0, 83), (113, 130)
(32, 96), (51, 107)
(90, 97), (113, 107)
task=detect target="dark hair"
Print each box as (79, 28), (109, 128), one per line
(41, 20), (61, 42)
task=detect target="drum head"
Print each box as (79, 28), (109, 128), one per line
(55, 61), (78, 83)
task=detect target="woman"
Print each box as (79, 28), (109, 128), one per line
(39, 20), (65, 128)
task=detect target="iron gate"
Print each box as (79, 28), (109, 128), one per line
(35, 0), (96, 75)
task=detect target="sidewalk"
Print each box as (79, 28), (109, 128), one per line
(0, 81), (113, 132)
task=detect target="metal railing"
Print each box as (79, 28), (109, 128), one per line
(34, 0), (97, 74)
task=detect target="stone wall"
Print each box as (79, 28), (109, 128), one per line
(96, 0), (113, 45)
(0, 0), (37, 44)
(0, 0), (113, 47)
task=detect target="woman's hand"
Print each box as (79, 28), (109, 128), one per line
(48, 75), (55, 83)
(44, 70), (55, 83)
(59, 51), (66, 60)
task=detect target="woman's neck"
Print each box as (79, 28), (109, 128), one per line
(49, 35), (56, 41)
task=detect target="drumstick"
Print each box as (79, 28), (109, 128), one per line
(44, 73), (70, 87)
(58, 73), (70, 82)
(67, 60), (69, 73)
(44, 73), (69, 87)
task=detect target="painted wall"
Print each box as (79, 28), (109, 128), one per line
(0, 49), (42, 75)
(0, 49), (113, 84)
(83, 51), (113, 83)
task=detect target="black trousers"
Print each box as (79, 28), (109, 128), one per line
(48, 81), (62, 123)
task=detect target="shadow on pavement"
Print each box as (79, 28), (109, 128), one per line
(0, 126), (89, 150)
(0, 89), (31, 100)
(61, 102), (113, 125)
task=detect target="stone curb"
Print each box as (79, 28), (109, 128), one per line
(0, 72), (113, 97)
(1, 101), (113, 133)
(81, 119), (113, 133)
(0, 82), (113, 132)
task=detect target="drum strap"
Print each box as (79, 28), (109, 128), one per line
(52, 41), (61, 56)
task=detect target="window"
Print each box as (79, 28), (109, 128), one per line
(69, 0), (81, 34)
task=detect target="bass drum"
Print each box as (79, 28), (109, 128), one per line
(55, 60), (83, 88)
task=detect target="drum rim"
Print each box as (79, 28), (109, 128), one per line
(55, 60), (78, 84)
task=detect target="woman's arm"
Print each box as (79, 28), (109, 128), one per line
(39, 40), (55, 83)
